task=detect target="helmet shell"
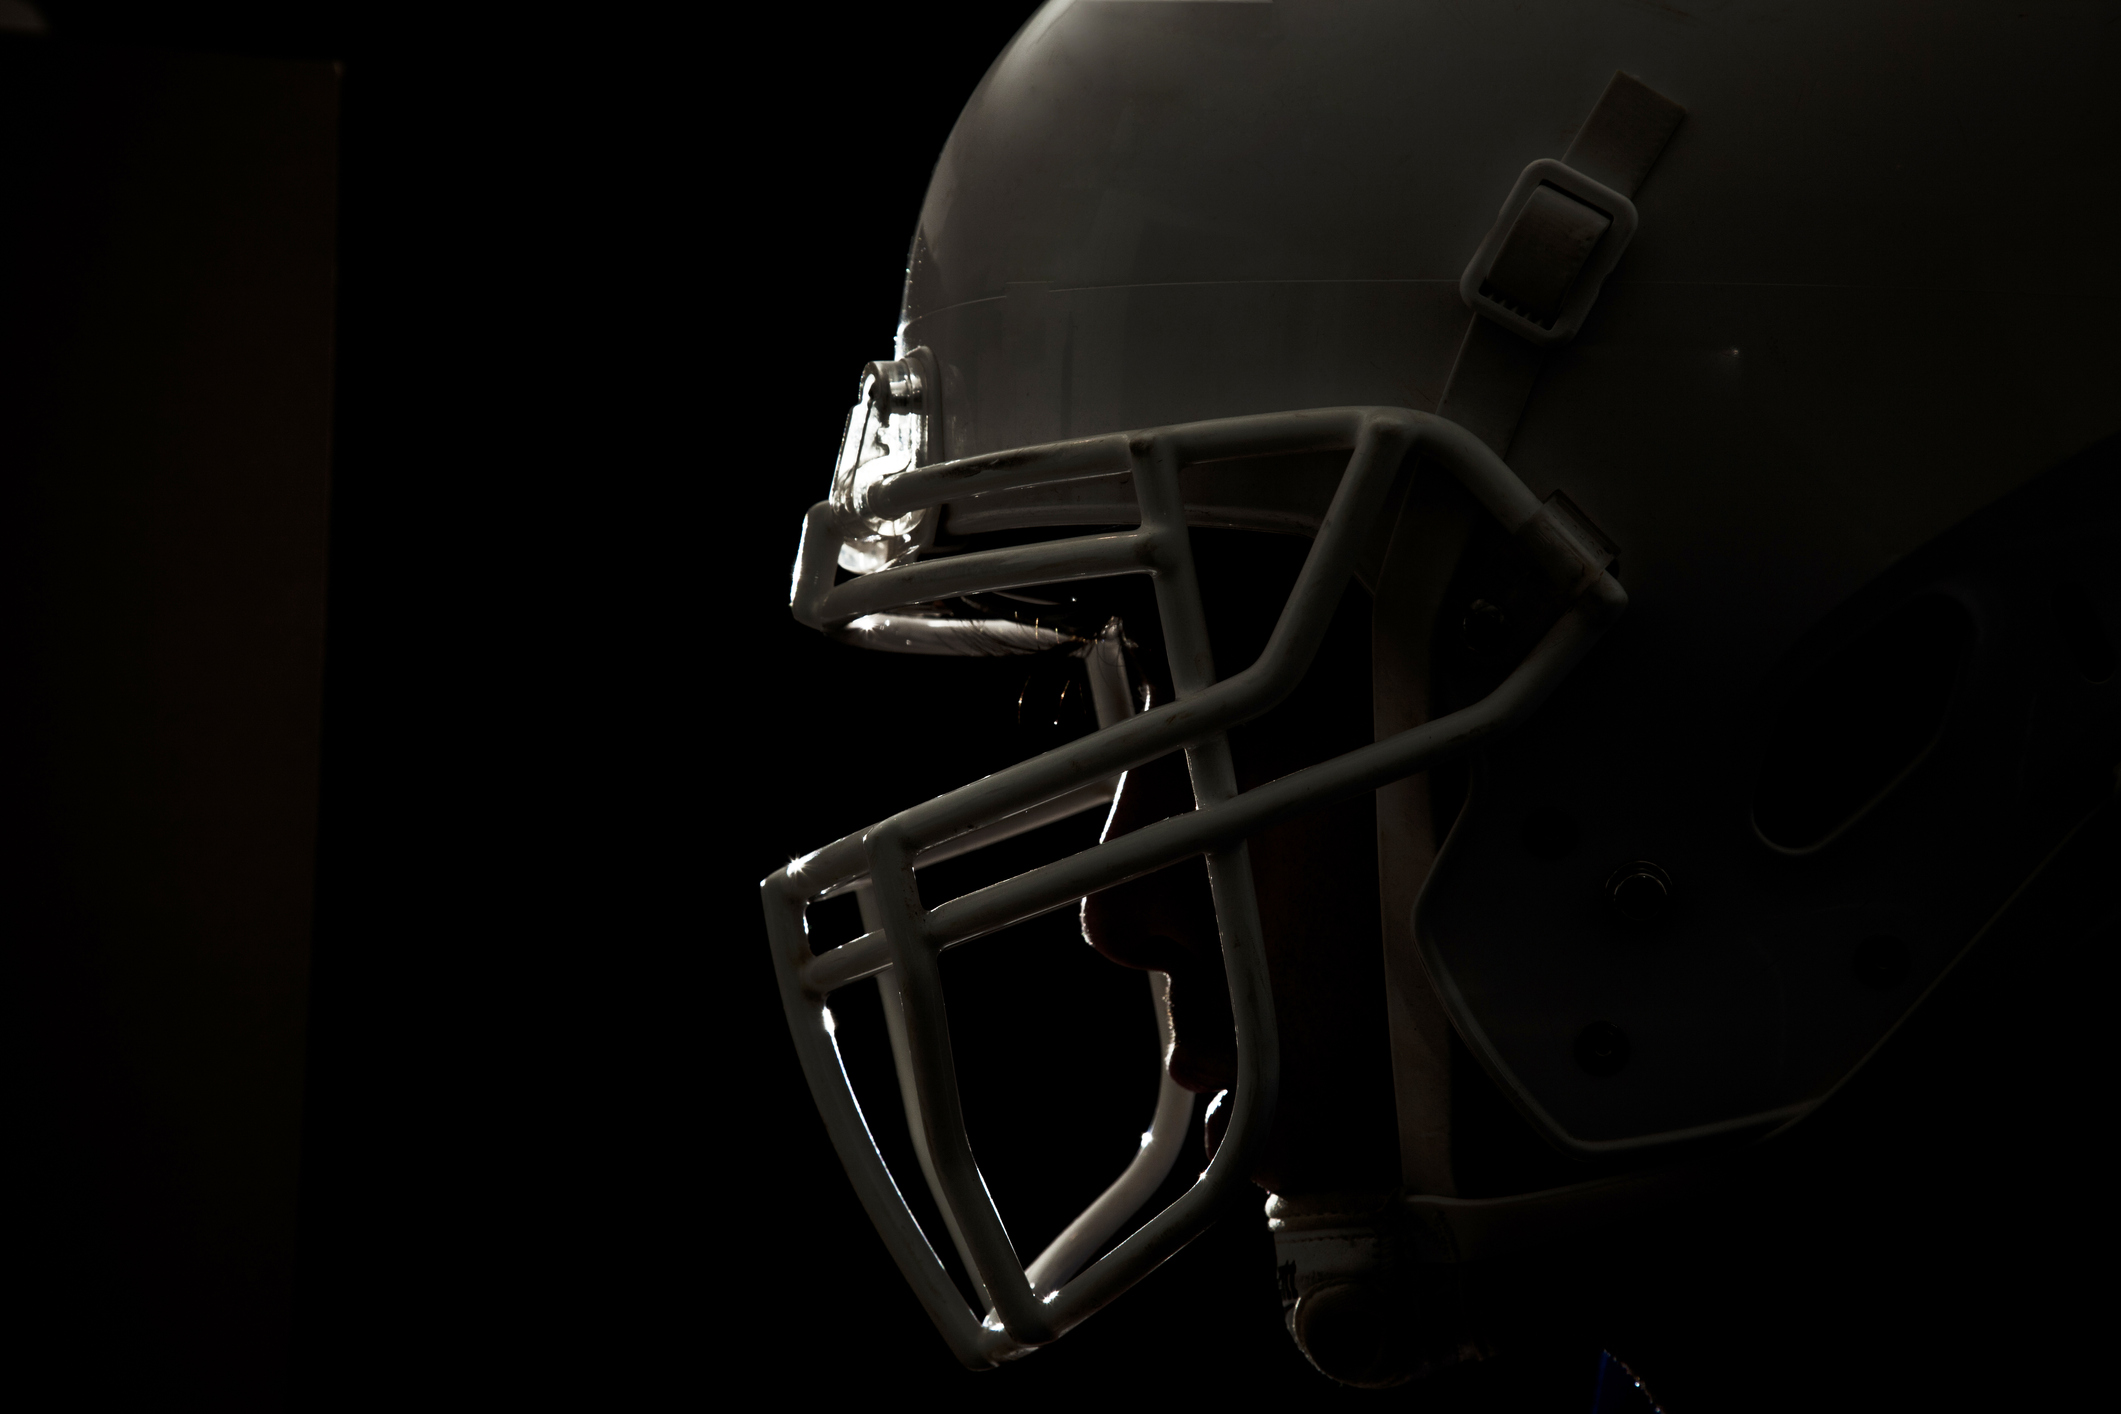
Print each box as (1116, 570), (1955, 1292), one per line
(896, 0), (2121, 1155)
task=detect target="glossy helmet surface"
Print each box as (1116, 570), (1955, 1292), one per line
(765, 0), (2121, 1382)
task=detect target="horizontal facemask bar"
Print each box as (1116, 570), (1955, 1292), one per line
(765, 406), (1626, 1367)
(786, 410), (1620, 904)
(811, 623), (1137, 904)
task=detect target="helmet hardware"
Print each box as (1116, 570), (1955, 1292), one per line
(1574, 1021), (1633, 1077)
(1605, 861), (1672, 925)
(1459, 158), (1641, 348)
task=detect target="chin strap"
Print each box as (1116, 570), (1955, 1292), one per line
(1376, 70), (1685, 1206)
(1435, 72), (1685, 456)
(1359, 71), (1686, 1345)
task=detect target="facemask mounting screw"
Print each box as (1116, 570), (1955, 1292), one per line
(1574, 1021), (1632, 1076)
(1605, 860), (1671, 924)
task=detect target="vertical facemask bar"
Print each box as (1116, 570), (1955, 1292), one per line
(861, 883), (1000, 1315)
(1017, 618), (1193, 1297)
(1034, 419), (1414, 1336)
(759, 877), (996, 1365)
(854, 437), (1277, 1348)
(1020, 969), (1190, 1296)
(1131, 432), (1280, 1254)
(857, 617), (1189, 1317)
(863, 826), (1054, 1344)
(1018, 614), (1204, 1297)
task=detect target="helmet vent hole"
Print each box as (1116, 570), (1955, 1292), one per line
(1752, 595), (1973, 852)
(2050, 580), (2117, 684)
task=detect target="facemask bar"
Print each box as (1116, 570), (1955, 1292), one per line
(838, 631), (1194, 1315)
(763, 406), (1627, 1368)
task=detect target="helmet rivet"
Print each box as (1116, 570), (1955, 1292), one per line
(1606, 861), (1671, 924)
(1574, 1021), (1632, 1076)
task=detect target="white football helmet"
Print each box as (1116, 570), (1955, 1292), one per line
(762, 0), (2121, 1385)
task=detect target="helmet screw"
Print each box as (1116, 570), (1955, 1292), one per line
(1574, 1021), (1632, 1076)
(1605, 861), (1671, 924)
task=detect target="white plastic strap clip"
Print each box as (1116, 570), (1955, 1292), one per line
(1436, 71), (1685, 457)
(1460, 159), (1637, 347)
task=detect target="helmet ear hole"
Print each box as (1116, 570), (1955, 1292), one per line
(1752, 595), (1974, 853)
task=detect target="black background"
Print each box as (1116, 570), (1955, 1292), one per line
(32, 0), (697, 1404)
(26, 1), (1370, 1406)
(27, 5), (2116, 1410)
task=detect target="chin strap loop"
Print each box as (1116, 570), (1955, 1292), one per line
(1436, 72), (1685, 457)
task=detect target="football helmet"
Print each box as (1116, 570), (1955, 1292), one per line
(762, 0), (2121, 1383)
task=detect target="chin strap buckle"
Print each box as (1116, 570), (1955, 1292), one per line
(1461, 159), (1639, 348)
(1437, 72), (1686, 457)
